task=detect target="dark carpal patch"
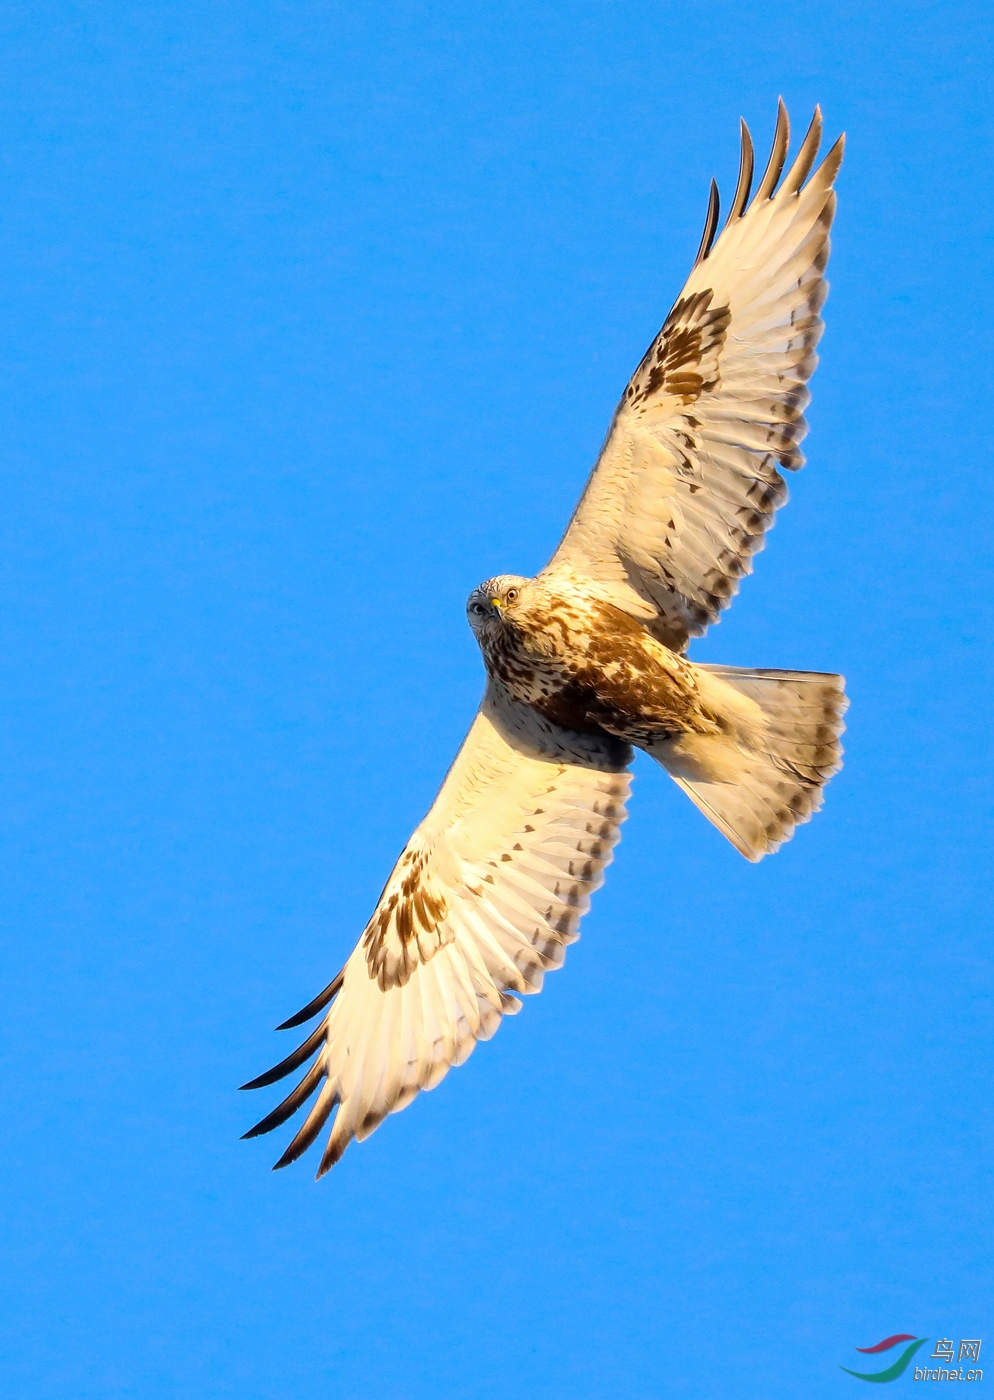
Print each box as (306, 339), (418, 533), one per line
(362, 848), (449, 989)
(626, 290), (731, 411)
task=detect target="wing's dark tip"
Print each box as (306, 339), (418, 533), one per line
(316, 1124), (353, 1178)
(724, 118), (754, 226)
(270, 1087), (339, 1169)
(753, 97), (790, 205)
(781, 106), (823, 195)
(276, 969), (344, 1030)
(822, 131), (846, 175)
(239, 1018), (327, 1091)
(241, 1060), (324, 1139)
(692, 178), (720, 267)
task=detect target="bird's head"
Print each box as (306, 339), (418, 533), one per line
(466, 574), (534, 639)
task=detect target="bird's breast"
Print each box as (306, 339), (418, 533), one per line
(480, 596), (705, 740)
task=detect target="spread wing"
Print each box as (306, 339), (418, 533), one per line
(241, 682), (631, 1176)
(542, 102), (844, 652)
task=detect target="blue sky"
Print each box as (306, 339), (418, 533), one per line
(1, 1), (991, 1396)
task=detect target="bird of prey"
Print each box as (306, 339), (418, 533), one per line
(242, 102), (848, 1176)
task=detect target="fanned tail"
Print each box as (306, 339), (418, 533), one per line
(646, 664), (848, 861)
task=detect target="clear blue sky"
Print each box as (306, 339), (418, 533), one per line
(1, 2), (991, 1396)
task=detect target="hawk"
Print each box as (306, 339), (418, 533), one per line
(243, 102), (848, 1175)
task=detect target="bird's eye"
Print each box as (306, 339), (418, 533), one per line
(471, 602), (485, 615)
(505, 588), (519, 603)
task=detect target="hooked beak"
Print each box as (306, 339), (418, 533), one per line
(490, 597), (505, 613)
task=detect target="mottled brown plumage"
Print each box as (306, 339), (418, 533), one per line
(469, 574), (714, 743)
(243, 103), (849, 1176)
